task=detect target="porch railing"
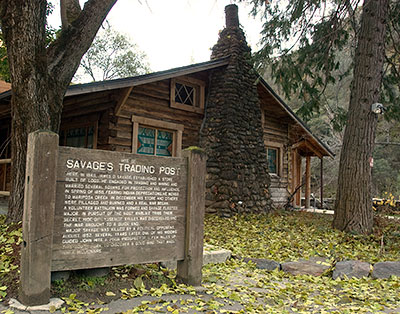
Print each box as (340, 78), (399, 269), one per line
(0, 158), (11, 196)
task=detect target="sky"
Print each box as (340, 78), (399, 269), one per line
(49, 0), (264, 73)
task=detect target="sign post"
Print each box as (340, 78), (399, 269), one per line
(20, 131), (58, 306)
(177, 149), (206, 286)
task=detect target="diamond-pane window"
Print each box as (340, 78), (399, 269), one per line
(170, 78), (205, 113)
(175, 82), (194, 106)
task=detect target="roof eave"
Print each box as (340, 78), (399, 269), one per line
(258, 76), (335, 159)
(65, 57), (230, 97)
(0, 57), (230, 101)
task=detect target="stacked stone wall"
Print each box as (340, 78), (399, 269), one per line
(200, 5), (272, 216)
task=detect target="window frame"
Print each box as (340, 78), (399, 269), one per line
(265, 141), (284, 177)
(0, 124), (11, 159)
(59, 122), (98, 149)
(132, 115), (184, 157)
(170, 76), (205, 114)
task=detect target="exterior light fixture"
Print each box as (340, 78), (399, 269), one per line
(371, 103), (385, 114)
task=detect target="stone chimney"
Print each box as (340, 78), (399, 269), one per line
(225, 4), (239, 28)
(200, 5), (272, 216)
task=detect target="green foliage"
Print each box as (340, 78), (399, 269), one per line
(77, 276), (107, 291)
(373, 121), (400, 196)
(75, 24), (150, 82)
(249, 0), (356, 118)
(244, 0), (400, 124)
(0, 33), (10, 82)
(381, 0), (400, 120)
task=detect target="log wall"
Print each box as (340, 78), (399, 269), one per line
(110, 77), (205, 153)
(263, 110), (290, 208)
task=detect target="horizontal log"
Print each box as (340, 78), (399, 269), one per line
(128, 94), (169, 108)
(62, 103), (113, 118)
(133, 85), (170, 101)
(0, 159), (11, 165)
(109, 123), (132, 133)
(112, 145), (132, 152)
(108, 137), (131, 146)
(64, 91), (114, 107)
(116, 130), (132, 140)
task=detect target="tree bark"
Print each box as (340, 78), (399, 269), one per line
(333, 0), (388, 234)
(0, 0), (117, 222)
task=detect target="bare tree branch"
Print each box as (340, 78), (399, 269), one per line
(61, 0), (82, 29)
(47, 0), (117, 91)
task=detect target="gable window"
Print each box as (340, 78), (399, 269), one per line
(175, 83), (195, 106)
(132, 115), (184, 157)
(170, 76), (205, 114)
(59, 124), (97, 149)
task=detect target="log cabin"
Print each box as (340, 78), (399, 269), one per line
(0, 5), (333, 215)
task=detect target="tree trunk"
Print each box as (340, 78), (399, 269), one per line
(0, 0), (117, 222)
(1, 1), (51, 222)
(333, 0), (388, 234)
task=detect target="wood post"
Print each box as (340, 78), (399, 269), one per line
(320, 158), (324, 209)
(19, 131), (58, 306)
(305, 156), (311, 208)
(294, 152), (302, 207)
(177, 148), (206, 286)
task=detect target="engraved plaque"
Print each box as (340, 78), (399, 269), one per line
(52, 147), (187, 271)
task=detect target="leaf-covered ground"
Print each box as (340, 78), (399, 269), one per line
(0, 211), (399, 313)
(204, 211), (400, 263)
(0, 216), (21, 303)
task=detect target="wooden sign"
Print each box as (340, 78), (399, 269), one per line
(19, 131), (206, 306)
(52, 147), (187, 271)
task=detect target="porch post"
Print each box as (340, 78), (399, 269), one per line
(295, 152), (302, 207)
(320, 157), (324, 209)
(305, 156), (311, 208)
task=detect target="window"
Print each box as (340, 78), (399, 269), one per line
(265, 141), (284, 177)
(0, 125), (11, 192)
(137, 127), (173, 156)
(175, 82), (195, 106)
(267, 147), (278, 174)
(132, 116), (184, 157)
(170, 77), (205, 113)
(0, 126), (10, 159)
(59, 124), (97, 149)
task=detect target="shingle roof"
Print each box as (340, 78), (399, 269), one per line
(0, 57), (230, 100)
